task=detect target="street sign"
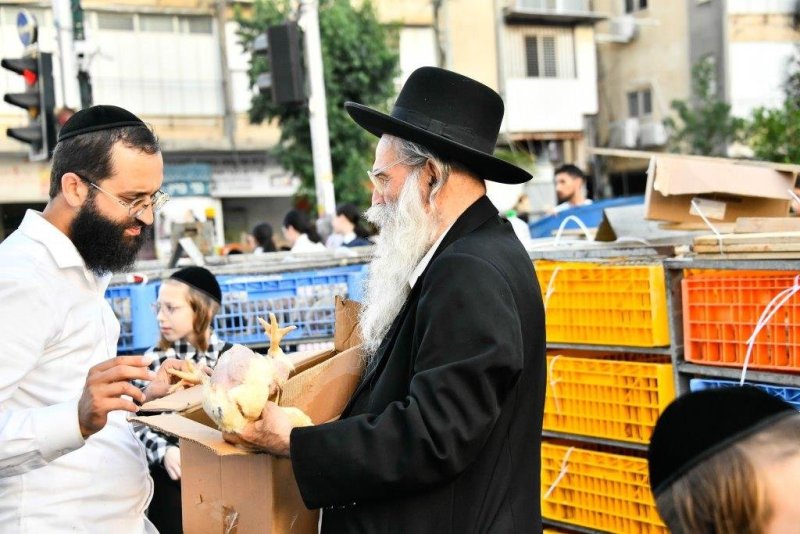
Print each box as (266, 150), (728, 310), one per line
(16, 10), (38, 47)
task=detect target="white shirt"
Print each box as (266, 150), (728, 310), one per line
(0, 211), (154, 533)
(409, 224), (454, 289)
(291, 233), (327, 253)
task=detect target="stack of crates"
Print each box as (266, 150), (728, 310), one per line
(105, 264), (367, 353)
(534, 260), (672, 532)
(683, 269), (800, 407)
(536, 261), (670, 347)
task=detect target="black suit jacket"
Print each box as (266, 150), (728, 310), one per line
(290, 196), (546, 533)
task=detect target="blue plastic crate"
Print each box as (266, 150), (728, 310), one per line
(690, 378), (800, 410)
(214, 269), (362, 344)
(105, 283), (159, 354)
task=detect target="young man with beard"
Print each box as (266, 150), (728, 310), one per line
(230, 67), (547, 532)
(0, 105), (180, 532)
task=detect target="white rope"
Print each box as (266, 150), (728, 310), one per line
(544, 446), (575, 500)
(543, 266), (561, 309)
(553, 215), (592, 247)
(548, 354), (563, 415)
(740, 275), (800, 386)
(789, 188), (800, 206)
(691, 199), (725, 255)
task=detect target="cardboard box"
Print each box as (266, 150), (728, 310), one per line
(132, 297), (363, 533)
(644, 154), (798, 227)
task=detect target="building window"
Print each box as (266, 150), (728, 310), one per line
(627, 88), (653, 117)
(140, 14), (173, 32)
(97, 12), (134, 31)
(181, 16), (213, 34)
(513, 26), (575, 79)
(625, 0), (648, 13)
(525, 37), (539, 77)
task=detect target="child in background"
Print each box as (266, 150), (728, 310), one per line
(133, 266), (231, 534)
(648, 387), (800, 533)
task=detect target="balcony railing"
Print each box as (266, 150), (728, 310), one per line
(506, 0), (605, 24)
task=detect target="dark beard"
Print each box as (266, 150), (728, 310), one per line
(70, 194), (148, 275)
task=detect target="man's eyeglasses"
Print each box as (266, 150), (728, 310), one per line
(77, 174), (169, 219)
(366, 157), (410, 193)
(151, 302), (186, 316)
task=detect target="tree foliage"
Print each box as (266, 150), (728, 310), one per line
(745, 48), (800, 163)
(235, 0), (399, 209)
(664, 58), (744, 156)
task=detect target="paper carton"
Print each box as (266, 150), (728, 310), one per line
(132, 297), (364, 533)
(644, 155), (798, 227)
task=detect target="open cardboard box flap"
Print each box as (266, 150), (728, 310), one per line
(645, 155), (797, 225)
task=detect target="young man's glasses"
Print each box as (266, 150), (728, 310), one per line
(77, 174), (169, 219)
(151, 302), (186, 316)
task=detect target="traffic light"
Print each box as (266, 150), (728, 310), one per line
(255, 22), (306, 105)
(2, 51), (56, 161)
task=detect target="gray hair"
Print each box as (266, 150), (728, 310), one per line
(386, 136), (478, 202)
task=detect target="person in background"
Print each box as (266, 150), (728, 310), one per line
(648, 386), (800, 533)
(331, 203), (372, 248)
(791, 176), (800, 215)
(553, 164), (593, 213)
(0, 105), (181, 532)
(248, 222), (277, 253)
(504, 209), (532, 248)
(283, 209), (326, 253)
(514, 193), (532, 223)
(133, 267), (231, 534)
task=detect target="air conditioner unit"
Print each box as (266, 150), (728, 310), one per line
(596, 15), (639, 43)
(609, 118), (639, 148)
(639, 120), (668, 147)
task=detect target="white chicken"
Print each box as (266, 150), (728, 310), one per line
(168, 312), (313, 433)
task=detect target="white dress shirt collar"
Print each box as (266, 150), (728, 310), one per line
(408, 224), (454, 289)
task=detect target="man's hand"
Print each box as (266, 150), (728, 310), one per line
(223, 402), (293, 458)
(143, 359), (210, 402)
(163, 446), (181, 481)
(78, 355), (155, 439)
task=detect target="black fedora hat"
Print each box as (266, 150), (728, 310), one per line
(345, 67), (531, 185)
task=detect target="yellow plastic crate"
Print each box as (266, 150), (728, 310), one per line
(542, 442), (666, 533)
(535, 261), (670, 347)
(544, 353), (676, 444)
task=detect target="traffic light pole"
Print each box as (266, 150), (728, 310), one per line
(298, 0), (336, 218)
(51, 0), (81, 109)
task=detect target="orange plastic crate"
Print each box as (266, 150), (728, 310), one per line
(535, 261), (670, 347)
(683, 270), (800, 372)
(544, 353), (675, 444)
(542, 442), (666, 533)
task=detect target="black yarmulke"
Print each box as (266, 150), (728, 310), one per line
(648, 386), (796, 496)
(57, 105), (145, 142)
(169, 267), (222, 304)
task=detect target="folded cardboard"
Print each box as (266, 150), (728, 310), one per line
(132, 297), (364, 533)
(644, 155), (798, 227)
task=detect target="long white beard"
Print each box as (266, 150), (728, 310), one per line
(359, 171), (441, 368)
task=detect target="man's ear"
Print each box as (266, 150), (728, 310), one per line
(60, 172), (87, 209)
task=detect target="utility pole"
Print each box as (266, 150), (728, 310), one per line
(51, 0), (80, 109)
(298, 0), (335, 218)
(71, 0), (92, 109)
(215, 0), (237, 151)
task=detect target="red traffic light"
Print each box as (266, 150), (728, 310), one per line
(23, 69), (37, 85)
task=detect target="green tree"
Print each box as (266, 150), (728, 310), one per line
(664, 58), (745, 156)
(235, 0), (399, 209)
(745, 49), (800, 163)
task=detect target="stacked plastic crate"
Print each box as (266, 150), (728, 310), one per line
(677, 266), (800, 412)
(535, 260), (673, 533)
(105, 264), (368, 354)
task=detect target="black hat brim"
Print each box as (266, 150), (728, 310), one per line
(346, 102), (532, 185)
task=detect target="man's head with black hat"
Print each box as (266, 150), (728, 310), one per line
(648, 386), (800, 533)
(350, 67), (532, 357)
(45, 105), (166, 275)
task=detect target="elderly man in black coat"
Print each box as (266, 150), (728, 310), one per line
(234, 67), (546, 533)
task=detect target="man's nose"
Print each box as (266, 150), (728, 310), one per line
(371, 187), (384, 206)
